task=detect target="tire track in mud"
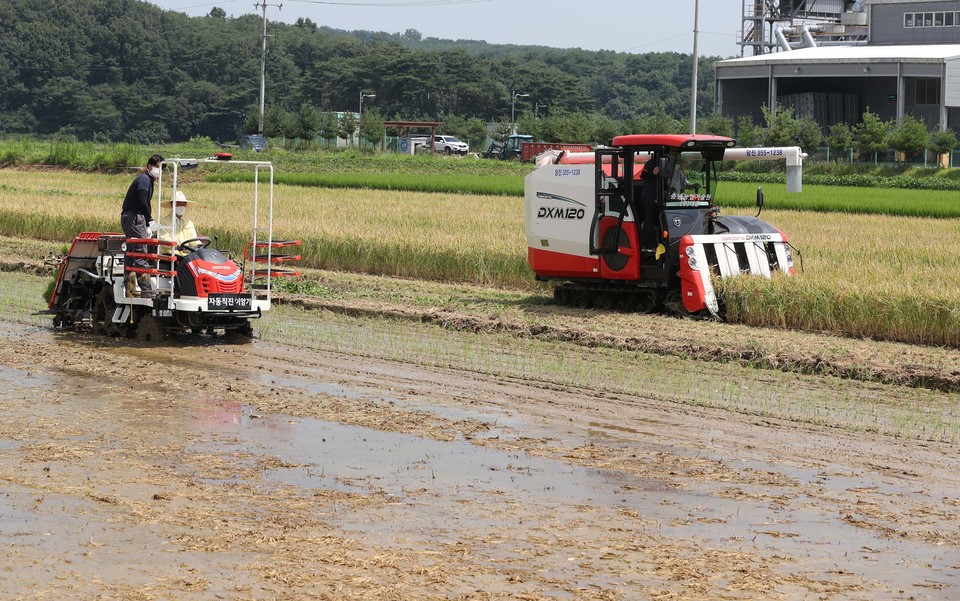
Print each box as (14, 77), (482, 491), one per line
(7, 257), (959, 394)
(279, 295), (960, 395)
(4, 299), (960, 598)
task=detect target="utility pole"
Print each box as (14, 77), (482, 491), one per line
(511, 91), (529, 135)
(255, 2), (282, 136)
(690, 0), (700, 135)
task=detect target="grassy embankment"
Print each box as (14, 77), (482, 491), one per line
(2, 162), (960, 347)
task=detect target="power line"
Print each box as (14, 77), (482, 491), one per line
(620, 29), (734, 54)
(620, 31), (690, 53)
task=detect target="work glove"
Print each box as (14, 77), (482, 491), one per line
(147, 220), (158, 237)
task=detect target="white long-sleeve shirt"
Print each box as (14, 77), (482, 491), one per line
(158, 216), (199, 255)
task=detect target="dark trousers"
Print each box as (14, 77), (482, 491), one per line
(120, 212), (153, 289)
(639, 192), (659, 249)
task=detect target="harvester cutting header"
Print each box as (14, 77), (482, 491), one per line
(525, 134), (802, 318)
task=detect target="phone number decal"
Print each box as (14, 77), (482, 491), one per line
(745, 148), (784, 158)
(554, 168), (581, 176)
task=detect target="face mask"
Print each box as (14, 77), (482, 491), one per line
(175, 206), (186, 218)
(149, 166), (161, 179)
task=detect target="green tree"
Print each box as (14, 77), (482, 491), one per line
(263, 105), (295, 138)
(853, 110), (891, 162)
(126, 120), (170, 144)
(515, 112), (538, 138)
(639, 104), (680, 134)
(295, 102), (321, 141)
(928, 128), (957, 167)
(338, 114), (357, 146)
(825, 122), (853, 158)
(440, 114), (468, 138)
(698, 112), (733, 137)
(242, 106), (260, 136)
(319, 112), (339, 147)
(795, 116), (822, 152)
(463, 117), (489, 153)
(0, 2), (721, 143)
(888, 114), (929, 158)
(358, 108), (385, 150)
(762, 105), (802, 147)
(492, 120), (512, 143)
(589, 113), (620, 145)
(929, 128), (958, 154)
(734, 114), (764, 147)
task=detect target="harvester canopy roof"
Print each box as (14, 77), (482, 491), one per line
(611, 134), (736, 150)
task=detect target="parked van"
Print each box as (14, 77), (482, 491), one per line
(239, 134), (268, 152)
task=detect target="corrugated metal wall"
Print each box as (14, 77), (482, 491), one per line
(871, 1), (960, 44)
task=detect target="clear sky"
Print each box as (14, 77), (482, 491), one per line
(147, 0), (745, 58)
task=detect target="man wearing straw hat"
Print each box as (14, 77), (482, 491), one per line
(158, 190), (200, 255)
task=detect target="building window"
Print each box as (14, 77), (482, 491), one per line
(904, 10), (960, 28)
(915, 79), (941, 106)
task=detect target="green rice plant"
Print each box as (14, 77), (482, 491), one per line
(5, 169), (960, 347)
(0, 137), (37, 166)
(43, 141), (88, 168)
(715, 181), (960, 218)
(721, 169), (960, 191)
(207, 171), (525, 196)
(88, 144), (143, 170)
(256, 148), (531, 177)
(209, 168), (960, 219)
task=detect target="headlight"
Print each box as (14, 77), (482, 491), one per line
(785, 247), (794, 270)
(685, 246), (700, 271)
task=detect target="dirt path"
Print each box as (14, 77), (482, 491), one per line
(2, 302), (960, 600)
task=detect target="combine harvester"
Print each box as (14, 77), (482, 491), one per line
(43, 158), (300, 340)
(525, 134), (804, 318)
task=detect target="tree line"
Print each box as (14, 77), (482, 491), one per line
(3, 0), (955, 157)
(0, 0), (717, 145)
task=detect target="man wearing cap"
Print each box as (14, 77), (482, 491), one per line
(121, 153), (163, 297)
(157, 190), (200, 256)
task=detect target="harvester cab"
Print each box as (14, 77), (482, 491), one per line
(525, 134), (797, 318)
(43, 158), (301, 340)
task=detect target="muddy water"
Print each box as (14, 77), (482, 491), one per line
(2, 318), (960, 599)
(188, 386), (960, 599)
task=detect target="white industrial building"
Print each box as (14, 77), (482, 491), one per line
(716, 0), (960, 131)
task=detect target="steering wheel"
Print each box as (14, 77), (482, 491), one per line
(177, 237), (211, 253)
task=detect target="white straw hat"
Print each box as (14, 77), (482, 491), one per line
(161, 190), (196, 207)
